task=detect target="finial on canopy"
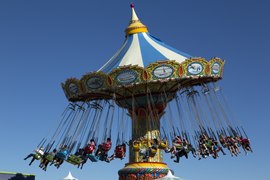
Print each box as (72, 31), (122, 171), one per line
(125, 3), (148, 35)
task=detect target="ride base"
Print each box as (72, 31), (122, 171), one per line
(118, 104), (170, 180)
(118, 162), (169, 180)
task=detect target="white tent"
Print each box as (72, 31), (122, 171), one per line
(62, 171), (78, 180)
(156, 170), (183, 180)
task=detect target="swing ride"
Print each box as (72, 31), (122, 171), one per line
(25, 4), (252, 179)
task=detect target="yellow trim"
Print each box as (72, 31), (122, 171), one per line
(126, 27), (148, 35)
(124, 162), (168, 169)
(125, 7), (148, 35)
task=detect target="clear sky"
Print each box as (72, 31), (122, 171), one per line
(0, 0), (269, 180)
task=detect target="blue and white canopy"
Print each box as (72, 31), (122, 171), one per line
(98, 5), (192, 73)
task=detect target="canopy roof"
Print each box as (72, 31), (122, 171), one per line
(98, 4), (192, 73)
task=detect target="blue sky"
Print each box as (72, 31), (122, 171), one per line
(0, 0), (269, 179)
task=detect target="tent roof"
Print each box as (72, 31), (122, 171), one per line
(98, 4), (192, 73)
(156, 170), (182, 180)
(62, 172), (78, 180)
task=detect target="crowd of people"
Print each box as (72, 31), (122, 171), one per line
(165, 133), (252, 163)
(24, 133), (252, 170)
(24, 138), (127, 171)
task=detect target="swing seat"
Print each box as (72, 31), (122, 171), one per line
(206, 144), (212, 148)
(206, 141), (213, 148)
(175, 144), (183, 150)
(159, 142), (168, 149)
(88, 154), (98, 162)
(149, 148), (157, 157)
(133, 142), (140, 151)
(34, 154), (42, 160)
(56, 151), (67, 160)
(34, 149), (44, 160)
(98, 154), (108, 161)
(66, 155), (82, 165)
(45, 154), (54, 162)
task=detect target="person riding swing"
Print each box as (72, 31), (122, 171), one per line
(96, 138), (112, 162)
(24, 147), (44, 166)
(84, 139), (96, 155)
(52, 145), (69, 169)
(39, 148), (57, 171)
(108, 143), (127, 161)
(143, 139), (158, 161)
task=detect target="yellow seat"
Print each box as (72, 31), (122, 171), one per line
(66, 155), (82, 165)
(159, 142), (168, 149)
(149, 148), (157, 157)
(133, 142), (140, 151)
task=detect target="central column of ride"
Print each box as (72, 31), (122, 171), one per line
(118, 103), (170, 180)
(117, 4), (172, 179)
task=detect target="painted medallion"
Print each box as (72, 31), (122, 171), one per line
(116, 70), (138, 85)
(68, 83), (78, 94)
(187, 62), (203, 75)
(212, 62), (220, 74)
(86, 76), (104, 89)
(153, 65), (174, 79)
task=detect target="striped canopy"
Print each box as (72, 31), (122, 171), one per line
(98, 5), (192, 73)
